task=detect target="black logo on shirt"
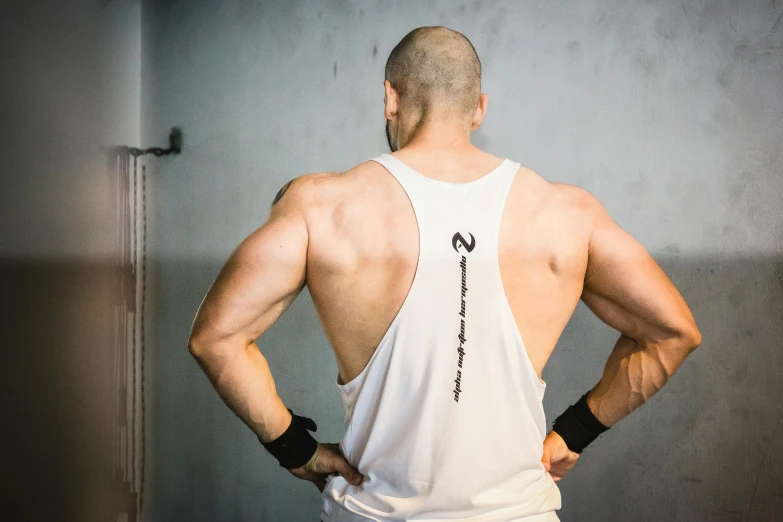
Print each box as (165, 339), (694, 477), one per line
(452, 232), (476, 253)
(452, 232), (474, 403)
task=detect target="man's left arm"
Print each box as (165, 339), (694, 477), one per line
(188, 175), (364, 490)
(187, 176), (309, 443)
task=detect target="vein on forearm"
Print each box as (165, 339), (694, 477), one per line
(590, 334), (684, 428)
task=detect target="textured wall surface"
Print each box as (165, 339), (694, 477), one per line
(141, 1), (783, 520)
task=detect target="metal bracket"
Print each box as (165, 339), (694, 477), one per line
(128, 127), (182, 157)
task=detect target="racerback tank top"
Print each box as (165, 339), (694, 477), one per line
(320, 153), (562, 522)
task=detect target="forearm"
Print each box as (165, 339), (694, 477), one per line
(189, 339), (292, 442)
(586, 332), (696, 428)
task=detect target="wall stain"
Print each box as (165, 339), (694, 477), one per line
(772, 10), (783, 33)
(654, 16), (679, 41)
(333, 61), (337, 78)
(716, 69), (731, 88)
(712, 101), (738, 127)
(726, 286), (745, 308)
(747, 203), (765, 223)
(660, 242), (681, 254)
(632, 48), (657, 77)
(721, 224), (748, 245)
(722, 170), (753, 208)
(372, 44), (377, 60)
(697, 2), (722, 34)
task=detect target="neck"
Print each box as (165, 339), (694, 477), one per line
(397, 112), (473, 153)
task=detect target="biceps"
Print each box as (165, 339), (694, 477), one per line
(191, 214), (308, 346)
(580, 219), (693, 343)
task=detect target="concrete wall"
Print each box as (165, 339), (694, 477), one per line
(1, 0), (141, 520)
(141, 1), (783, 520)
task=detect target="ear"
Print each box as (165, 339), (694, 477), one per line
(384, 80), (399, 120)
(470, 93), (489, 130)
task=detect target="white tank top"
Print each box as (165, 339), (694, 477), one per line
(320, 153), (562, 522)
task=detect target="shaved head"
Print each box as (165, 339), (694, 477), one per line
(385, 26), (482, 124)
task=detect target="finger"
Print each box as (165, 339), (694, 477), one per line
(550, 431), (570, 458)
(553, 442), (572, 462)
(335, 457), (364, 486)
(541, 444), (551, 472)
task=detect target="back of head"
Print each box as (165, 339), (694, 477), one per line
(385, 26), (481, 125)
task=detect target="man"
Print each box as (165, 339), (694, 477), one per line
(188, 26), (702, 521)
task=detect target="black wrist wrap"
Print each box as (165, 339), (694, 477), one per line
(260, 409), (319, 469)
(551, 392), (609, 454)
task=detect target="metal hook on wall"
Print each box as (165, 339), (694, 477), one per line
(128, 127), (182, 157)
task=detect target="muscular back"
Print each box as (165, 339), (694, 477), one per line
(302, 152), (594, 387)
(190, 143), (700, 443)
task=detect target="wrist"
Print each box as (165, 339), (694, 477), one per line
(551, 391), (610, 454)
(259, 408), (319, 469)
(260, 407), (294, 443)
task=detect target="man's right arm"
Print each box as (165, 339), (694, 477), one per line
(576, 190), (703, 428)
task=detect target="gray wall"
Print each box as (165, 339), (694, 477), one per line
(141, 0), (783, 520)
(1, 0), (141, 520)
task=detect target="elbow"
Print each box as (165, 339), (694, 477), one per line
(676, 323), (703, 352)
(188, 330), (247, 362)
(688, 328), (703, 351)
(188, 333), (209, 360)
(645, 324), (702, 379)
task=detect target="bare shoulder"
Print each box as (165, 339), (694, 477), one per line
(269, 161), (386, 216)
(269, 169), (347, 209)
(510, 164), (604, 215)
(269, 172), (330, 209)
(548, 180), (610, 226)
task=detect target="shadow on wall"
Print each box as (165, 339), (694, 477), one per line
(146, 252), (783, 521)
(549, 253), (783, 521)
(1, 259), (120, 522)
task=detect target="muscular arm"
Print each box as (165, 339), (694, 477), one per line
(187, 177), (308, 442)
(578, 191), (703, 428)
